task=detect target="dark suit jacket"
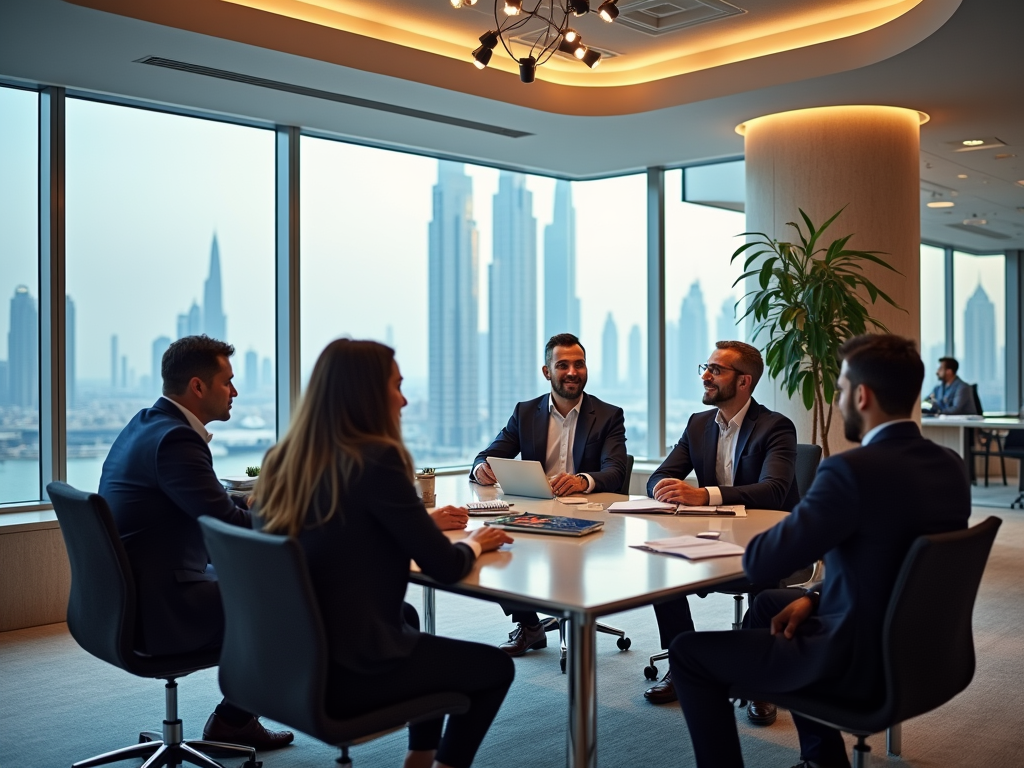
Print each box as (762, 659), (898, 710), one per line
(99, 398), (252, 655)
(743, 421), (970, 700)
(647, 399), (799, 511)
(470, 392), (628, 493)
(297, 444), (476, 675)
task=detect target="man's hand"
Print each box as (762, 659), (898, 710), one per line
(548, 472), (587, 497)
(474, 462), (498, 485)
(652, 478), (710, 506)
(770, 595), (815, 639)
(429, 506), (469, 531)
(466, 525), (514, 552)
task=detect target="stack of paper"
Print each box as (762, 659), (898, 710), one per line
(631, 535), (745, 560)
(606, 499), (677, 513)
(220, 475), (257, 492)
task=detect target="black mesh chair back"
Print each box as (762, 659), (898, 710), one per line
(619, 454), (635, 495)
(971, 383), (984, 415)
(200, 517), (469, 747)
(795, 444), (823, 500)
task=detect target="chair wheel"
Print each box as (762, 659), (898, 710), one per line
(617, 636), (631, 651)
(242, 762), (262, 768)
(560, 657), (567, 674)
(644, 665), (658, 680)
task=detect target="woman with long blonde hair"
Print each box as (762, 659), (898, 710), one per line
(256, 339), (514, 768)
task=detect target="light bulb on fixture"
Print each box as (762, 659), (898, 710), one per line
(582, 48), (602, 68)
(567, 0), (590, 16)
(563, 28), (579, 43)
(597, 0), (618, 21)
(519, 56), (537, 83)
(559, 33), (583, 56)
(504, 0), (522, 15)
(472, 45), (493, 69)
(574, 43), (587, 60)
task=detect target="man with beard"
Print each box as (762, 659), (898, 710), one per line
(642, 340), (798, 707)
(668, 334), (970, 768)
(471, 333), (628, 655)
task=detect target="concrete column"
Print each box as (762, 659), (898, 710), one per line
(740, 105), (923, 455)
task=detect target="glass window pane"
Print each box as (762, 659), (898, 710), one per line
(0, 87), (40, 504)
(65, 100), (276, 491)
(919, 244), (947, 370)
(664, 168), (747, 452)
(953, 251), (1005, 413)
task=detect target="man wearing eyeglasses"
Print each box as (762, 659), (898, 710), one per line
(642, 340), (798, 708)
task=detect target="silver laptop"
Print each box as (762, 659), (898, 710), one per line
(486, 457), (555, 499)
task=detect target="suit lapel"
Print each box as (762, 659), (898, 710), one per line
(732, 399), (759, 473)
(527, 396), (549, 462)
(702, 413), (719, 485)
(572, 394), (596, 471)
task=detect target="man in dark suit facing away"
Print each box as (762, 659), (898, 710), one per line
(471, 333), (628, 655)
(669, 334), (970, 768)
(644, 340), (799, 706)
(99, 335), (293, 750)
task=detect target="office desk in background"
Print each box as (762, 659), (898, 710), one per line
(921, 416), (1024, 480)
(411, 475), (787, 768)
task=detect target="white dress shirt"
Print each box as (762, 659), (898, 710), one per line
(706, 397), (753, 506)
(543, 395), (594, 492)
(161, 396), (212, 444)
(861, 418), (917, 446)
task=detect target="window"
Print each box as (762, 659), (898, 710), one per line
(664, 167), (746, 448)
(64, 100), (276, 491)
(919, 244), (947, 370)
(953, 251), (1005, 413)
(0, 87), (40, 503)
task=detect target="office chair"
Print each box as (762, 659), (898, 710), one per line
(644, 446), (821, 681)
(968, 384), (1007, 486)
(735, 516), (1001, 767)
(47, 482), (258, 768)
(199, 517), (470, 768)
(544, 454), (635, 672)
(1000, 429), (1024, 509)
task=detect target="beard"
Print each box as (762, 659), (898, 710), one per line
(842, 401), (864, 443)
(702, 378), (737, 406)
(552, 375), (586, 400)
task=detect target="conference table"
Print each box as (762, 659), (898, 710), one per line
(921, 415), (1024, 482)
(411, 475), (788, 768)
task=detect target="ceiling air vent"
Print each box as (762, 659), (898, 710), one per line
(945, 223), (1011, 240)
(615, 0), (744, 36)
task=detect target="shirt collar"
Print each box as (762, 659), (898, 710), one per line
(861, 418), (917, 446)
(716, 397), (753, 433)
(548, 394), (583, 420)
(161, 396), (213, 444)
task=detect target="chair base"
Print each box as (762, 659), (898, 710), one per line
(541, 617), (631, 674)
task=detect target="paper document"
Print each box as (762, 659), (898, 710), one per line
(606, 499), (678, 513)
(556, 496), (589, 504)
(676, 505), (746, 517)
(631, 535), (745, 560)
(607, 500), (746, 517)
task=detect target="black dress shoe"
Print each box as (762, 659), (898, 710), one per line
(202, 713), (295, 750)
(643, 671), (677, 704)
(746, 700), (777, 725)
(499, 623), (548, 656)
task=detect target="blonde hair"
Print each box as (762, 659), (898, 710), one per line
(256, 339), (412, 537)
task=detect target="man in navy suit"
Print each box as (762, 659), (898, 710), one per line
(471, 333), (628, 655)
(669, 334), (970, 768)
(644, 340), (799, 705)
(99, 335), (293, 750)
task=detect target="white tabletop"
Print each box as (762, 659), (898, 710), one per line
(921, 416), (1024, 429)
(413, 475), (788, 618)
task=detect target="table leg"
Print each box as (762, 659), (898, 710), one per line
(887, 723), (902, 756)
(422, 586), (436, 635)
(566, 612), (597, 768)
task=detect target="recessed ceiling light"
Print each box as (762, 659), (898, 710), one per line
(964, 218), (987, 226)
(995, 153), (1016, 160)
(957, 174), (968, 179)
(948, 137), (1006, 152)
(962, 140), (984, 146)
(927, 201), (955, 208)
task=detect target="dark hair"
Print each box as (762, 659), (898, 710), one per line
(162, 335), (235, 396)
(545, 333), (586, 367)
(839, 334), (923, 416)
(714, 340), (765, 389)
(938, 356), (959, 374)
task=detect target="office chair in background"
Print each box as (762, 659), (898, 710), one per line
(968, 384), (1008, 486)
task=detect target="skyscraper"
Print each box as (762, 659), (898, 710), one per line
(152, 336), (171, 394)
(245, 349), (258, 395)
(628, 324), (643, 392)
(963, 281), (997, 407)
(489, 172), (537, 435)
(261, 356), (273, 391)
(602, 312), (619, 390)
(203, 234), (227, 342)
(66, 294), (76, 409)
(110, 335), (119, 391)
(428, 161), (479, 452)
(717, 296), (738, 344)
(544, 180), (581, 341)
(177, 300), (201, 339)
(677, 282), (708, 403)
(7, 285), (38, 408)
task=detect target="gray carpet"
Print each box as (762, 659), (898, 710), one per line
(3, 507), (1023, 768)
(971, 481), (1023, 510)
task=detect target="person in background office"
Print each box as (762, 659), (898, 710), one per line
(255, 339), (514, 768)
(643, 340), (798, 711)
(669, 334), (970, 768)
(471, 332), (628, 656)
(99, 335), (294, 750)
(925, 356), (978, 414)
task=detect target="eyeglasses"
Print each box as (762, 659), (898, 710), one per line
(698, 363), (748, 377)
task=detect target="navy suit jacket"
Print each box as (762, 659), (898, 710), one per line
(99, 398), (252, 655)
(743, 421), (970, 700)
(647, 399), (799, 511)
(471, 392), (628, 493)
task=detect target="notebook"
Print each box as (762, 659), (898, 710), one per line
(486, 457), (555, 499)
(466, 500), (512, 516)
(631, 535), (745, 560)
(484, 513), (604, 537)
(607, 500), (746, 517)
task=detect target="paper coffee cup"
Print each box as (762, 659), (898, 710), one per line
(416, 470), (436, 507)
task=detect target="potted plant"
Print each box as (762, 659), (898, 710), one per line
(731, 207), (904, 456)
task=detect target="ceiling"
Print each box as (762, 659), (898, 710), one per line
(0, 0), (1022, 250)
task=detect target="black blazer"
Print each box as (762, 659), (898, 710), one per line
(99, 398), (252, 655)
(470, 392), (628, 493)
(647, 398), (799, 511)
(298, 444), (477, 675)
(743, 421), (970, 700)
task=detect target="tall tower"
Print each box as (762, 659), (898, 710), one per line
(602, 312), (619, 390)
(677, 282), (708, 403)
(717, 296), (738, 344)
(203, 234), (227, 342)
(7, 285), (38, 408)
(110, 335), (119, 391)
(489, 172), (537, 435)
(245, 349), (259, 395)
(544, 180), (581, 341)
(66, 294), (76, 409)
(177, 300), (202, 339)
(628, 324), (643, 392)
(428, 161), (479, 452)
(963, 281), (996, 390)
(152, 336), (171, 394)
